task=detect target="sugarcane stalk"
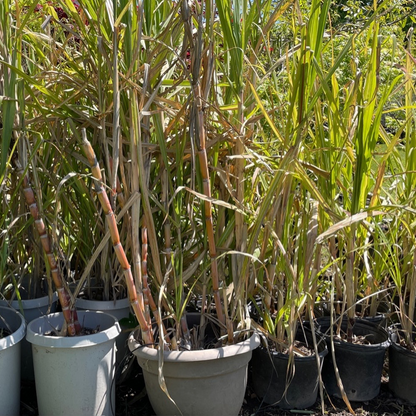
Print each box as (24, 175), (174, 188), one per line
(141, 227), (170, 346)
(81, 130), (153, 346)
(193, 82), (225, 328)
(109, 157), (125, 209)
(128, 94), (146, 321)
(180, 0), (225, 332)
(346, 226), (356, 343)
(15, 161), (81, 336)
(161, 167), (172, 267)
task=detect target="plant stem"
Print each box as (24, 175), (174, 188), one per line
(81, 130), (153, 346)
(15, 160), (80, 336)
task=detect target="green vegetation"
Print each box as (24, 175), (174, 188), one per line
(1, 0), (416, 359)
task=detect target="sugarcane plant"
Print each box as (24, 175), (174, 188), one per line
(386, 27), (416, 351)
(13, 158), (82, 335)
(1, 0), (72, 310)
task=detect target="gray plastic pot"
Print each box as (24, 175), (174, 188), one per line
(319, 318), (390, 401)
(0, 292), (57, 380)
(388, 324), (416, 404)
(0, 306), (26, 416)
(27, 311), (120, 416)
(251, 328), (328, 409)
(76, 296), (130, 367)
(129, 331), (260, 416)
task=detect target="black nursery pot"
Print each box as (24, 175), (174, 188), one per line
(355, 302), (390, 328)
(313, 302), (390, 328)
(318, 318), (390, 401)
(388, 325), (416, 405)
(250, 328), (328, 409)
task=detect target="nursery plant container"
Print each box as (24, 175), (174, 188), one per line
(355, 301), (390, 328)
(0, 306), (26, 416)
(27, 311), (120, 416)
(319, 318), (389, 401)
(251, 328), (328, 409)
(0, 276), (57, 380)
(0, 294), (57, 380)
(128, 330), (260, 416)
(76, 296), (131, 367)
(313, 301), (390, 328)
(388, 325), (416, 404)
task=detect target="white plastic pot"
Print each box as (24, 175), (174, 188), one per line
(27, 311), (120, 416)
(129, 331), (260, 416)
(0, 293), (57, 380)
(0, 306), (26, 416)
(76, 296), (130, 366)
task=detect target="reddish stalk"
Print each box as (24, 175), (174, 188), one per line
(15, 161), (81, 336)
(180, 1), (226, 334)
(81, 130), (153, 346)
(193, 83), (225, 328)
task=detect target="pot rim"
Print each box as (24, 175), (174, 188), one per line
(0, 292), (58, 309)
(75, 296), (130, 311)
(257, 329), (328, 361)
(0, 306), (26, 349)
(317, 318), (390, 349)
(26, 311), (121, 348)
(128, 331), (260, 362)
(388, 323), (416, 350)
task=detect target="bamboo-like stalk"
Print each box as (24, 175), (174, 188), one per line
(161, 167), (172, 268)
(15, 160), (81, 336)
(141, 227), (170, 346)
(345, 227), (356, 343)
(193, 81), (225, 329)
(128, 91), (145, 320)
(111, 21), (120, 210)
(81, 130), (153, 346)
(181, 1), (226, 330)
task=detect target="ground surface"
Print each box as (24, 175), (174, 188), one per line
(20, 354), (416, 416)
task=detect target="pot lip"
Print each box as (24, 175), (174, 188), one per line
(0, 291), (58, 309)
(257, 343), (328, 360)
(255, 328), (328, 360)
(331, 336), (390, 350)
(26, 311), (121, 348)
(128, 331), (260, 362)
(256, 344), (328, 361)
(389, 338), (416, 355)
(388, 323), (416, 351)
(388, 323), (415, 333)
(317, 318), (390, 348)
(75, 296), (130, 310)
(0, 306), (26, 349)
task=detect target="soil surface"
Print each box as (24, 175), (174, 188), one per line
(279, 340), (315, 356)
(20, 353), (416, 416)
(0, 328), (12, 338)
(338, 334), (373, 345)
(44, 326), (99, 337)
